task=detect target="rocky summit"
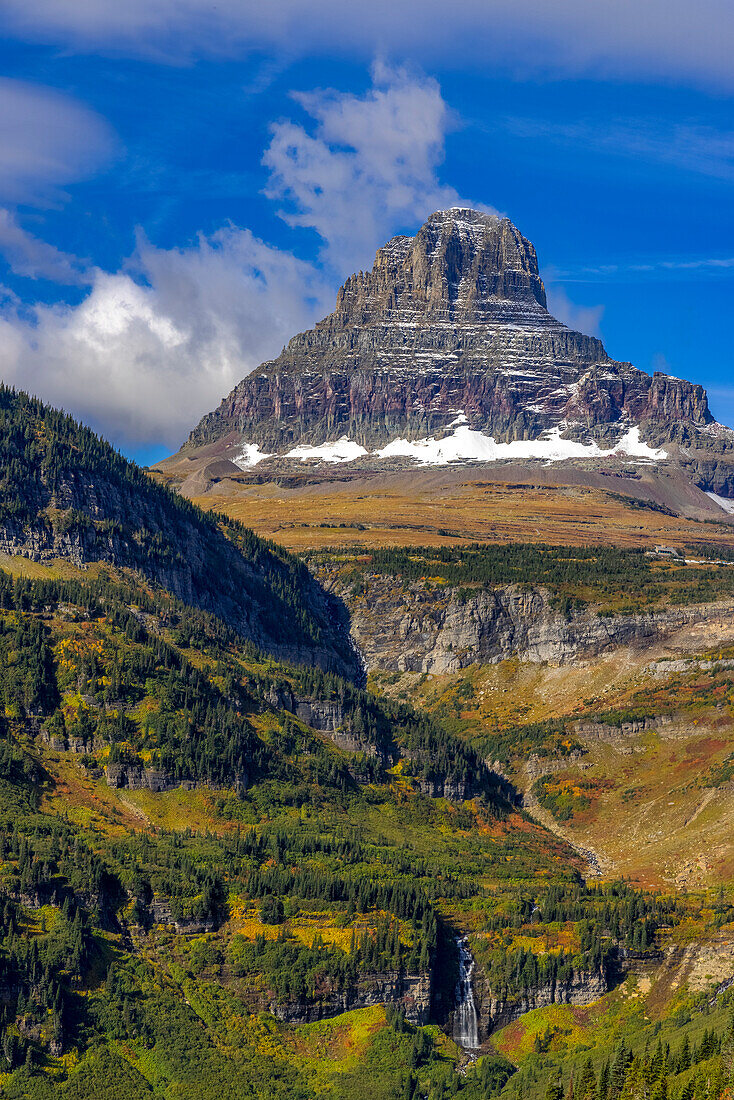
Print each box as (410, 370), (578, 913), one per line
(181, 208), (733, 501)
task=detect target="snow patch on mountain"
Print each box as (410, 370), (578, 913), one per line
(234, 424), (667, 468)
(615, 426), (668, 460)
(706, 491), (734, 515)
(234, 444), (274, 468)
(285, 437), (369, 463)
(376, 425), (666, 466)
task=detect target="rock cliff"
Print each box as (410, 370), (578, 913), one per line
(316, 569), (734, 673)
(475, 967), (610, 1036)
(270, 970), (432, 1026)
(184, 209), (729, 487)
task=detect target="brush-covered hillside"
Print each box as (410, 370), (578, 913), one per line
(2, 394), (734, 1100)
(317, 542), (734, 887)
(1, 555), (734, 1100)
(0, 388), (356, 678)
(0, 555), (542, 1097)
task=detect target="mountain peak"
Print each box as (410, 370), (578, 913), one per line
(333, 207), (549, 328)
(422, 205), (505, 232)
(182, 212), (724, 486)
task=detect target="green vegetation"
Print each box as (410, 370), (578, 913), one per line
(312, 543), (734, 612)
(533, 776), (592, 822)
(0, 562), (504, 801)
(501, 991), (734, 1100)
(3, 389), (734, 1097)
(0, 557), (535, 1094)
(0, 385), (351, 661)
(0, 553), (709, 1096)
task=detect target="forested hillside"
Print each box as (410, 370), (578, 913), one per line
(2, 393), (734, 1099)
(0, 556), (729, 1098)
(0, 556), (515, 1092)
(0, 388), (356, 677)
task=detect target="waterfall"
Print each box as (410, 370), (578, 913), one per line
(453, 936), (480, 1050)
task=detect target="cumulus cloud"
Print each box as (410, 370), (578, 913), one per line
(0, 227), (331, 449)
(0, 65), (471, 448)
(0, 80), (111, 284)
(3, 0), (734, 93)
(263, 63), (465, 274)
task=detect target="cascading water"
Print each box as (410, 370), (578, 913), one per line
(453, 936), (480, 1050)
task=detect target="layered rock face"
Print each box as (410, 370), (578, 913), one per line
(270, 970), (432, 1026)
(188, 209), (714, 455)
(316, 569), (734, 674)
(475, 967), (610, 1036)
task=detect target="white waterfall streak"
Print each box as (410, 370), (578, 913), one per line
(454, 936), (480, 1049)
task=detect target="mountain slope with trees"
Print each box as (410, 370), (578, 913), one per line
(0, 387), (356, 677)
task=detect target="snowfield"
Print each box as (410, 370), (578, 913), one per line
(376, 424), (666, 465)
(285, 438), (369, 463)
(234, 443), (274, 468)
(706, 491), (734, 515)
(234, 423), (668, 468)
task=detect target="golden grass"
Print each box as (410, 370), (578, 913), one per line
(521, 722), (734, 889)
(40, 749), (239, 836)
(0, 553), (95, 580)
(177, 473), (734, 552)
(226, 903), (411, 952)
(374, 636), (734, 890)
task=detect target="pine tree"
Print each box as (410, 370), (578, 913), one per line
(579, 1059), (597, 1100)
(546, 1072), (564, 1100)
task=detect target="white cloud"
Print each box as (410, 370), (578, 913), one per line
(263, 63), (466, 274)
(0, 79), (112, 285)
(0, 227), (331, 449)
(4, 1), (734, 93)
(0, 78), (115, 203)
(0, 65), (477, 448)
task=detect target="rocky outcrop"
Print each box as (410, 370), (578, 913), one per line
(266, 685), (388, 758)
(186, 209), (717, 460)
(476, 968), (609, 1035)
(41, 727), (106, 755)
(150, 896), (216, 935)
(525, 752), (590, 782)
(105, 762), (247, 795)
(571, 716), (674, 739)
(413, 773), (478, 801)
(319, 570), (734, 672)
(270, 969), (432, 1026)
(293, 700), (345, 732)
(267, 684), (347, 731)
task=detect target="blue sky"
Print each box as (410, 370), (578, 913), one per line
(0, 3), (732, 463)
